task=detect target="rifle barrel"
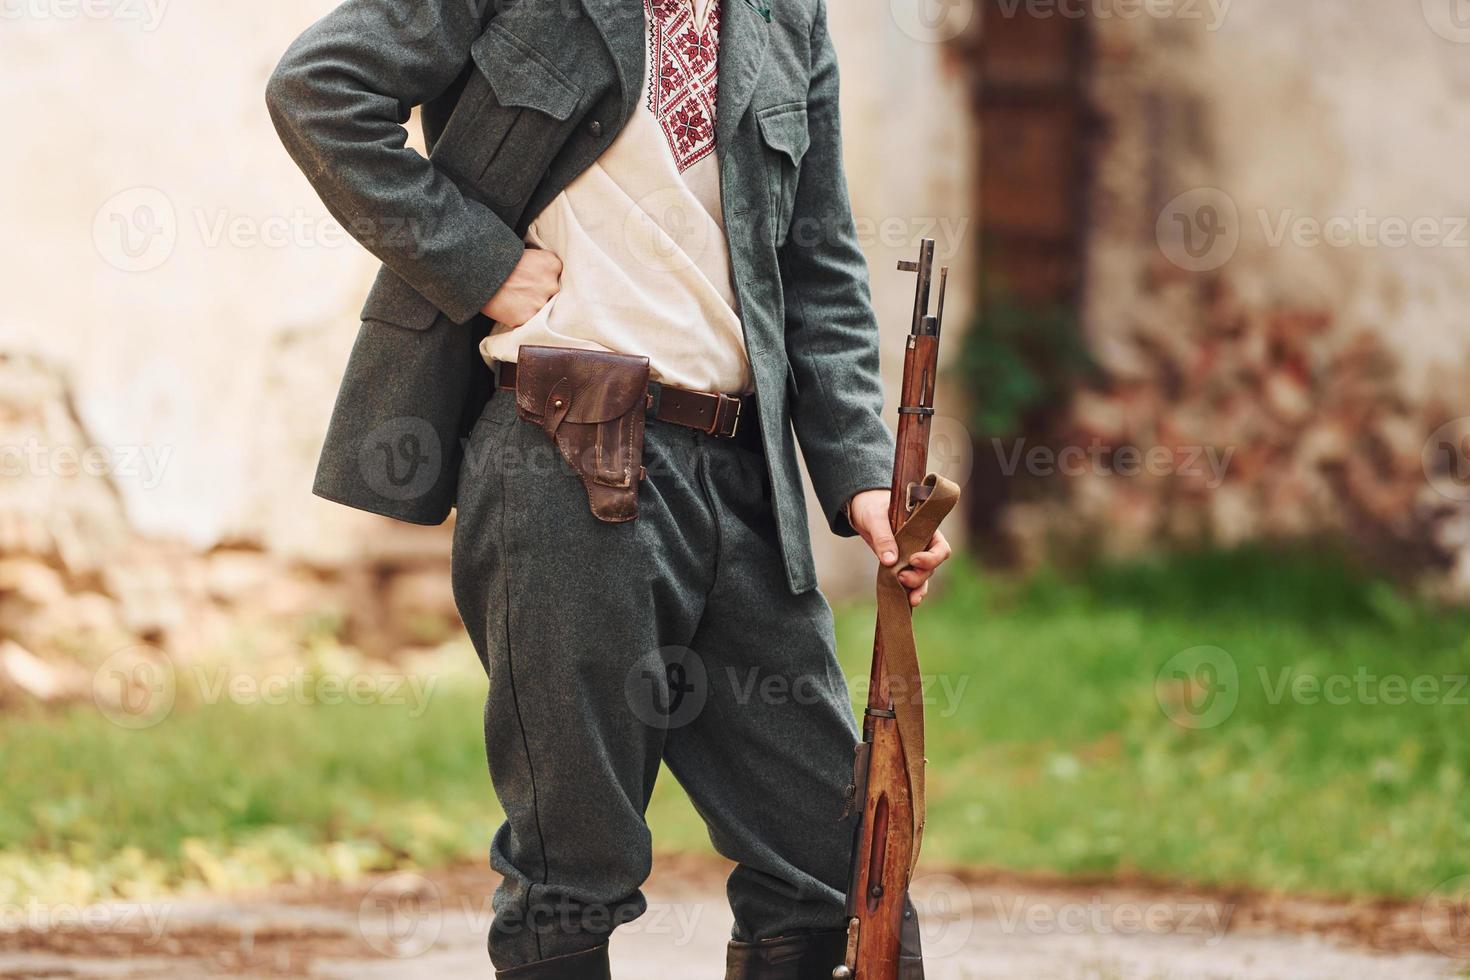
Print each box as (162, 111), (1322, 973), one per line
(908, 239), (936, 336)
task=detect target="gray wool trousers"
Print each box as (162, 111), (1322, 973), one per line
(451, 390), (861, 970)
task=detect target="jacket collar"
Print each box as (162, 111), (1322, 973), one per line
(578, 0), (770, 148)
(579, 0), (644, 128)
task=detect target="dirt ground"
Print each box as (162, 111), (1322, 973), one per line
(3, 855), (1466, 979)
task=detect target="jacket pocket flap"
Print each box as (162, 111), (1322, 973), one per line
(471, 25), (582, 122)
(513, 346), (650, 424)
(756, 105), (810, 163)
(360, 267), (442, 331)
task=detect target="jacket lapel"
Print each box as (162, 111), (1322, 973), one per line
(716, 0), (770, 151)
(579, 0), (646, 127)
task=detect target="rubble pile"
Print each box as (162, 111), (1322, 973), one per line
(0, 355), (463, 708)
(1001, 279), (1470, 595)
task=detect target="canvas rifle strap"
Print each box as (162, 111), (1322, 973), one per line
(875, 473), (961, 877)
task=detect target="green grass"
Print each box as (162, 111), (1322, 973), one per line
(4, 545), (1469, 903)
(883, 546), (1470, 898)
(0, 675), (500, 903)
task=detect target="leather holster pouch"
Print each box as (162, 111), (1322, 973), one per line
(511, 345), (650, 523)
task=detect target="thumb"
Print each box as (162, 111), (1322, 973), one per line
(864, 518), (899, 566)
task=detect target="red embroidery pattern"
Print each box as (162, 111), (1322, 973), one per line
(645, 0), (721, 172)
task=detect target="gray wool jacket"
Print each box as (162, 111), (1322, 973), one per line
(265, 0), (894, 593)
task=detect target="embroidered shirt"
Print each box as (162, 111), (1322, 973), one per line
(482, 0), (750, 393)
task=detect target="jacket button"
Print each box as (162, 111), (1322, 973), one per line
(587, 119), (603, 137)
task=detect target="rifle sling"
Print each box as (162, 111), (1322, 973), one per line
(875, 472), (961, 877)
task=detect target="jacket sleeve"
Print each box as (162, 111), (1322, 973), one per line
(779, 0), (896, 537)
(264, 0), (526, 325)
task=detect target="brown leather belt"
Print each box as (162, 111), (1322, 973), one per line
(496, 360), (755, 442)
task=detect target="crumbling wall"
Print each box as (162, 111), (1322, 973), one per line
(1001, 0), (1470, 592)
(0, 355), (467, 707)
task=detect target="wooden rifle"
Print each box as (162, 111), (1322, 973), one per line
(834, 239), (960, 980)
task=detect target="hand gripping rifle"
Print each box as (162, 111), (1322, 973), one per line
(835, 239), (961, 980)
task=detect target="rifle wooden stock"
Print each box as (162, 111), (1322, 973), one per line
(835, 241), (958, 980)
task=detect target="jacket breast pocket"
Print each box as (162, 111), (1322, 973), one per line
(756, 104), (810, 248)
(431, 23), (584, 210)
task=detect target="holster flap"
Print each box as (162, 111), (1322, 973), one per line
(513, 346), (650, 424)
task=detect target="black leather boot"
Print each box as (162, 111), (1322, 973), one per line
(496, 943), (611, 980)
(725, 930), (848, 980)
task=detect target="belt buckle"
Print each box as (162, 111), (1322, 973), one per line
(709, 393), (742, 438)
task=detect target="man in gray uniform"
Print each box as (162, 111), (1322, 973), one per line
(267, 0), (951, 976)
